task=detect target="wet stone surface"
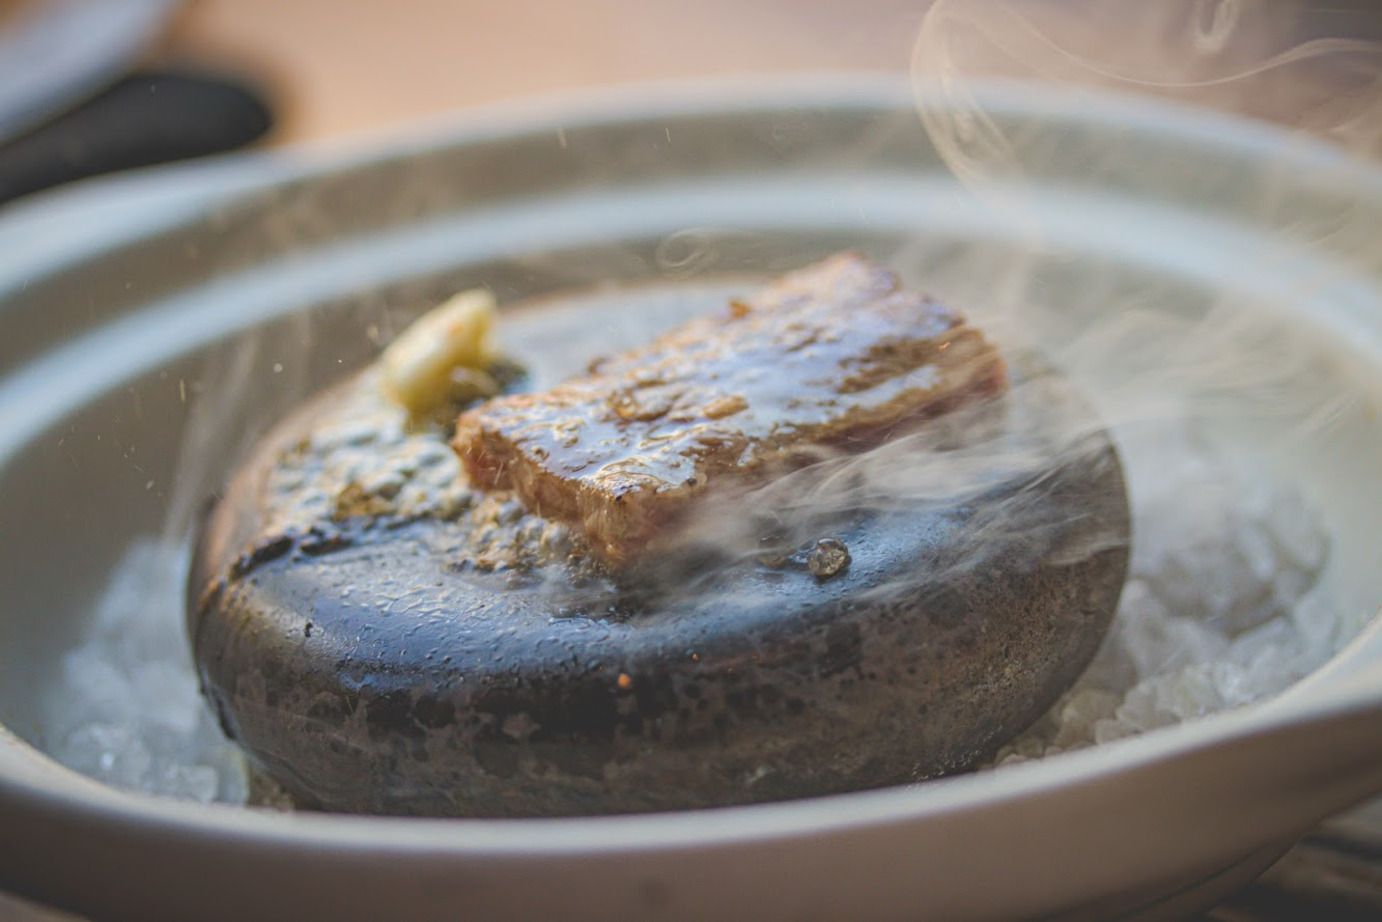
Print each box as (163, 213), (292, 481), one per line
(190, 361), (1131, 818)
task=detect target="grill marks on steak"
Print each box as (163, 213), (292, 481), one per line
(452, 253), (1009, 567)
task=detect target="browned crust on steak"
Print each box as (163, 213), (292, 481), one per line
(452, 253), (1009, 567)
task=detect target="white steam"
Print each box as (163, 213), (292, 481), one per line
(909, 0), (1380, 441)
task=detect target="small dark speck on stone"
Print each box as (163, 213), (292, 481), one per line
(808, 538), (850, 579)
(299, 526), (351, 556)
(230, 532), (294, 578)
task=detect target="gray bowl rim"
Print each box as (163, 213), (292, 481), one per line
(0, 72), (1380, 858)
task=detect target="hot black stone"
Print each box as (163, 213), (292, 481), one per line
(188, 355), (1130, 818)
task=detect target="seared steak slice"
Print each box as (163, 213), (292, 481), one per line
(452, 252), (1008, 567)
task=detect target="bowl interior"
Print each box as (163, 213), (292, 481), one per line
(0, 77), (1380, 919)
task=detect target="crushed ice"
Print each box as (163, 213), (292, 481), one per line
(39, 541), (249, 804)
(43, 416), (1351, 799)
(989, 420), (1344, 767)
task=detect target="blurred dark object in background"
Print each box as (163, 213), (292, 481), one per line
(0, 69), (272, 206)
(0, 0), (179, 143)
(1296, 0), (1382, 42)
(0, 0), (273, 207)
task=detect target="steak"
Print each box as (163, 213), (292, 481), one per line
(452, 253), (1008, 567)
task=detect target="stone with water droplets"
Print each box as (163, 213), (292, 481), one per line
(190, 353), (1129, 817)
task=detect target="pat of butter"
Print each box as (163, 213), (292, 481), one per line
(380, 289), (497, 416)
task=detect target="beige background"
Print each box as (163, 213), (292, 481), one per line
(165, 0), (928, 144)
(161, 0), (1379, 154)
